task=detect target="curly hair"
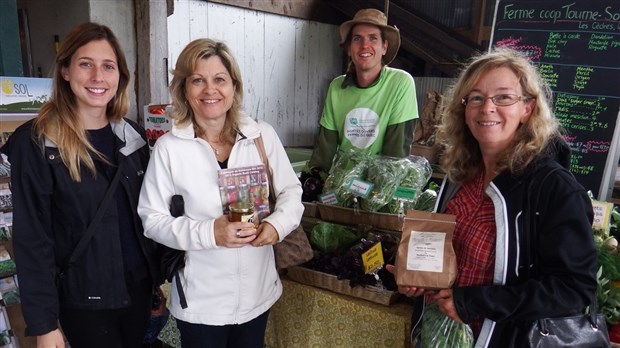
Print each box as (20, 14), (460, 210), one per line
(168, 38), (244, 140)
(437, 48), (561, 184)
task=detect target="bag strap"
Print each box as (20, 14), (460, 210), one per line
(254, 135), (275, 204)
(58, 161), (125, 277)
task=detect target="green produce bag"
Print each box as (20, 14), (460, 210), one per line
(421, 302), (473, 348)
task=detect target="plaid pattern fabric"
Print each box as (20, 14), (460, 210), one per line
(445, 172), (496, 337)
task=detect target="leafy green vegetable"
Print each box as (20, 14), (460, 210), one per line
(323, 149), (370, 207)
(360, 156), (409, 212)
(596, 267), (620, 325)
(413, 189), (438, 212)
(421, 302), (473, 347)
(310, 222), (360, 254)
(378, 156), (433, 214)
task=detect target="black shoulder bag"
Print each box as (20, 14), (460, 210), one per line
(518, 168), (610, 348)
(159, 194), (188, 309)
(57, 162), (124, 282)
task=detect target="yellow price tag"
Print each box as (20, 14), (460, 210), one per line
(591, 199), (613, 231)
(362, 242), (384, 274)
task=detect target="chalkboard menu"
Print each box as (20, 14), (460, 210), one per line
(490, 0), (620, 200)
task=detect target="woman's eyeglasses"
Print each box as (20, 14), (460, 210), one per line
(461, 94), (531, 107)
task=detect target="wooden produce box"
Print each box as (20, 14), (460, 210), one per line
(286, 266), (401, 306)
(302, 201), (319, 218)
(315, 203), (404, 231)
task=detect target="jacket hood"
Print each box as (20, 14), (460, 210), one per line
(531, 135), (572, 171)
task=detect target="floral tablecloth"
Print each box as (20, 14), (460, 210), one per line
(158, 277), (414, 348)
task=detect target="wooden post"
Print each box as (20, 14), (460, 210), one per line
(135, 0), (169, 125)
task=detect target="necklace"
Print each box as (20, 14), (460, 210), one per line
(207, 142), (220, 155)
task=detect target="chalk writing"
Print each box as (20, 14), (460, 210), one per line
(493, 0), (620, 198)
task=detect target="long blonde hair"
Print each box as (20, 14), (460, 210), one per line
(168, 38), (244, 140)
(34, 22), (130, 181)
(437, 48), (560, 184)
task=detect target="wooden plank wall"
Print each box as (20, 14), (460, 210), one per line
(167, 1), (342, 147)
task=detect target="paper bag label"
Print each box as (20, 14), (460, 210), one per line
(407, 231), (445, 272)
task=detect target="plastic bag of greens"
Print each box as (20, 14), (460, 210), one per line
(359, 156), (409, 212)
(421, 302), (473, 348)
(413, 182), (439, 212)
(380, 156), (433, 214)
(323, 149), (370, 207)
(310, 222), (360, 254)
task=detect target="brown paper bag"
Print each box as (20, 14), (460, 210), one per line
(394, 210), (457, 290)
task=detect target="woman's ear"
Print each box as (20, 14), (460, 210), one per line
(521, 99), (535, 124)
(61, 67), (70, 81)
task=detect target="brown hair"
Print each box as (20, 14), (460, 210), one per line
(168, 38), (244, 140)
(34, 22), (130, 181)
(437, 47), (560, 183)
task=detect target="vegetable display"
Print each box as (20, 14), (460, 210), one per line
(323, 149), (370, 207)
(305, 224), (400, 291)
(323, 150), (432, 213)
(360, 156), (408, 212)
(593, 204), (620, 327)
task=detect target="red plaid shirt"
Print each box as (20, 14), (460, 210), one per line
(445, 172), (496, 337)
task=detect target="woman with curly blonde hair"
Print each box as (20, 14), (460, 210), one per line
(395, 48), (598, 346)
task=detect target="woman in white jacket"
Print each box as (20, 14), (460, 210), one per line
(138, 38), (303, 348)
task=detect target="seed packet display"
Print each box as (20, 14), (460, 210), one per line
(394, 210), (457, 290)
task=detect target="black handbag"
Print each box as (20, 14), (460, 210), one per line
(517, 168), (610, 348)
(159, 194), (187, 308)
(522, 304), (610, 348)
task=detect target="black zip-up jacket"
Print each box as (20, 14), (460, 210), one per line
(1, 118), (162, 336)
(432, 138), (598, 347)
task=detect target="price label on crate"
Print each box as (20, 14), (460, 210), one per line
(362, 242), (384, 274)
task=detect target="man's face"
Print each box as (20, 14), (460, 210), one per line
(347, 23), (387, 76)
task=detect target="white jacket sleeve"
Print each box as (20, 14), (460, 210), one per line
(138, 135), (218, 250)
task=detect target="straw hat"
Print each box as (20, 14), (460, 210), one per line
(339, 8), (401, 65)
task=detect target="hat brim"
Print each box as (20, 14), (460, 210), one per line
(339, 21), (401, 65)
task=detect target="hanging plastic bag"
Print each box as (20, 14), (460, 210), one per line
(421, 302), (473, 348)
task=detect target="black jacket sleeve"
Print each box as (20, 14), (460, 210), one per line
(3, 122), (60, 336)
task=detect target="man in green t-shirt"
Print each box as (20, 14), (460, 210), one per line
(302, 8), (419, 201)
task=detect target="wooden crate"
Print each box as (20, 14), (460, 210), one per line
(315, 203), (404, 231)
(286, 266), (401, 306)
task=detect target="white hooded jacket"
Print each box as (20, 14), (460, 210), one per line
(138, 115), (303, 325)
